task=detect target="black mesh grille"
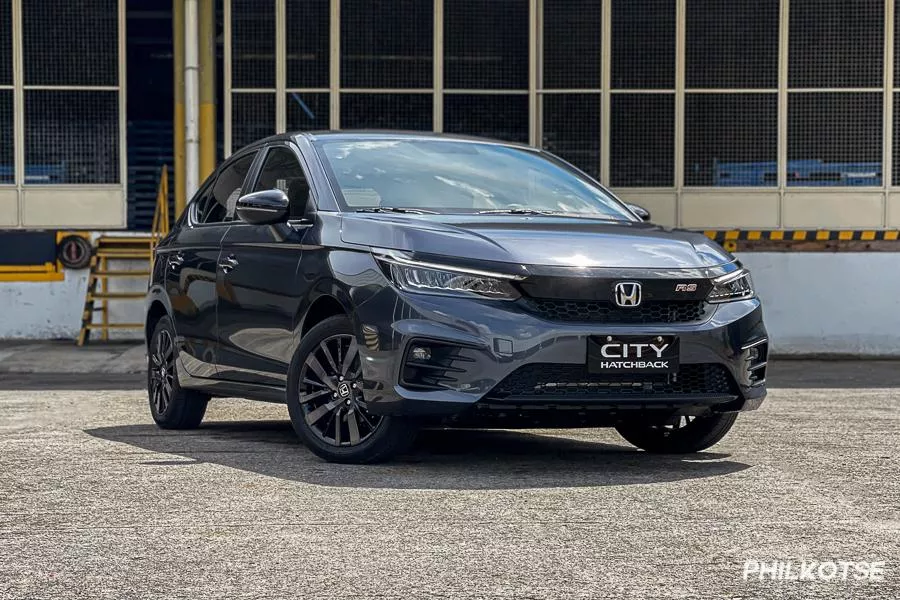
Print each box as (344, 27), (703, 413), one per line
(488, 363), (736, 399)
(521, 298), (708, 324)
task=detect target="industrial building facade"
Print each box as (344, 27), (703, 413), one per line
(0, 0), (898, 231)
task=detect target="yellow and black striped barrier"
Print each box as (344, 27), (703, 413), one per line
(700, 229), (900, 252)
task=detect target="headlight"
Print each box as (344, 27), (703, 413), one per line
(707, 269), (754, 303)
(374, 250), (521, 300)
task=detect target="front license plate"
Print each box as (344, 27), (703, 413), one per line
(587, 335), (679, 374)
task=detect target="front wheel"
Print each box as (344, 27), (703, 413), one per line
(615, 412), (738, 453)
(286, 315), (417, 464)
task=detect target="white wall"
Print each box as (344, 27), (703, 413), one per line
(0, 266), (145, 340)
(738, 252), (900, 356)
(1, 252), (899, 356)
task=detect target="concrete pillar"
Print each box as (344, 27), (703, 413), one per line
(184, 0), (200, 200)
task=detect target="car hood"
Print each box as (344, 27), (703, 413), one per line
(339, 213), (733, 269)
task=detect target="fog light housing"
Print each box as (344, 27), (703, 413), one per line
(742, 339), (768, 386)
(401, 339), (476, 390)
(410, 346), (431, 362)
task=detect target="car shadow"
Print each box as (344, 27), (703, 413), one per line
(85, 420), (750, 490)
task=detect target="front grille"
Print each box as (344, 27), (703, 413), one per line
(521, 298), (708, 324)
(487, 363), (736, 399)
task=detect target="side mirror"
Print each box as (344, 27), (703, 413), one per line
(627, 203), (651, 221)
(235, 189), (290, 225)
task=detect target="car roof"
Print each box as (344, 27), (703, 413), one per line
(249, 130), (532, 148)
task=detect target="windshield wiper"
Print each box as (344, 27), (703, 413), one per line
(356, 206), (437, 215)
(475, 208), (617, 220)
(476, 208), (559, 215)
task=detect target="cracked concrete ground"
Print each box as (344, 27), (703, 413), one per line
(0, 360), (897, 599)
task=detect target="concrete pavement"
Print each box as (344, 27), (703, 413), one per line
(0, 352), (897, 599)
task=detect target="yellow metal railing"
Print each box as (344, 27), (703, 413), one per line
(151, 164), (171, 248)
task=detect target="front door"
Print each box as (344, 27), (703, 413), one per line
(215, 144), (313, 387)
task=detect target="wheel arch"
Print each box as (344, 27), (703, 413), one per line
(301, 294), (349, 338)
(145, 286), (173, 346)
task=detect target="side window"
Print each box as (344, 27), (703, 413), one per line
(194, 151), (256, 224)
(253, 146), (310, 218)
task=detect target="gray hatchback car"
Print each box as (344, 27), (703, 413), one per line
(145, 132), (768, 463)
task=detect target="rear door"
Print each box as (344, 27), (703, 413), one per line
(215, 143), (314, 386)
(162, 150), (257, 377)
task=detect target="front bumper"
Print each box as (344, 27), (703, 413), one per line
(354, 286), (768, 419)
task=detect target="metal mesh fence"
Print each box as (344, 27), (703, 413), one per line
(223, 0), (900, 198)
(232, 0), (276, 89)
(231, 93), (276, 152)
(787, 92), (882, 186)
(0, 0), (10, 86)
(611, 0), (675, 89)
(23, 0), (118, 86)
(0, 90), (11, 183)
(444, 0), (529, 90)
(896, 3), (900, 86)
(543, 0), (601, 90)
(686, 0), (779, 89)
(894, 92), (900, 186)
(541, 93), (601, 178)
(789, 0), (883, 88)
(340, 93), (432, 130)
(685, 94), (778, 186)
(610, 93), (674, 187)
(341, 0), (432, 89)
(444, 94), (529, 143)
(286, 93), (330, 131)
(286, 0), (330, 89)
(24, 90), (119, 184)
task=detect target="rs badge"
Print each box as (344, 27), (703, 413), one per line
(675, 283), (698, 292)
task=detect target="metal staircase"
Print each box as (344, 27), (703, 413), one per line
(76, 166), (170, 346)
(76, 237), (153, 345)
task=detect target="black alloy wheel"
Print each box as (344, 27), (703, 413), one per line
(286, 315), (417, 463)
(149, 328), (176, 416)
(298, 333), (383, 447)
(147, 316), (209, 429)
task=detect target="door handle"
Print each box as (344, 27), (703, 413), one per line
(219, 254), (239, 273)
(168, 252), (185, 267)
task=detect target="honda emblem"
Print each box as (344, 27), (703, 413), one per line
(613, 282), (642, 307)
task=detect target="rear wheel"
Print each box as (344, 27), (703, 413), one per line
(148, 316), (209, 429)
(286, 315), (417, 464)
(615, 412), (738, 453)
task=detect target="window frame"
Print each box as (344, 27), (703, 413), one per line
(187, 148), (260, 227)
(237, 140), (320, 224)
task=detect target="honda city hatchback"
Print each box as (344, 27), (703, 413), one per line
(145, 131), (768, 463)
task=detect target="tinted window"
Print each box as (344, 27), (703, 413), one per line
(253, 147), (310, 217)
(316, 139), (634, 220)
(195, 152), (256, 223)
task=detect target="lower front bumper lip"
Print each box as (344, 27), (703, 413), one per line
(481, 393), (740, 407)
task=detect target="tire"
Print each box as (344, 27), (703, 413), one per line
(615, 412), (738, 454)
(286, 315), (417, 464)
(147, 315), (209, 429)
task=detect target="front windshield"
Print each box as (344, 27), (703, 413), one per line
(315, 138), (636, 219)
